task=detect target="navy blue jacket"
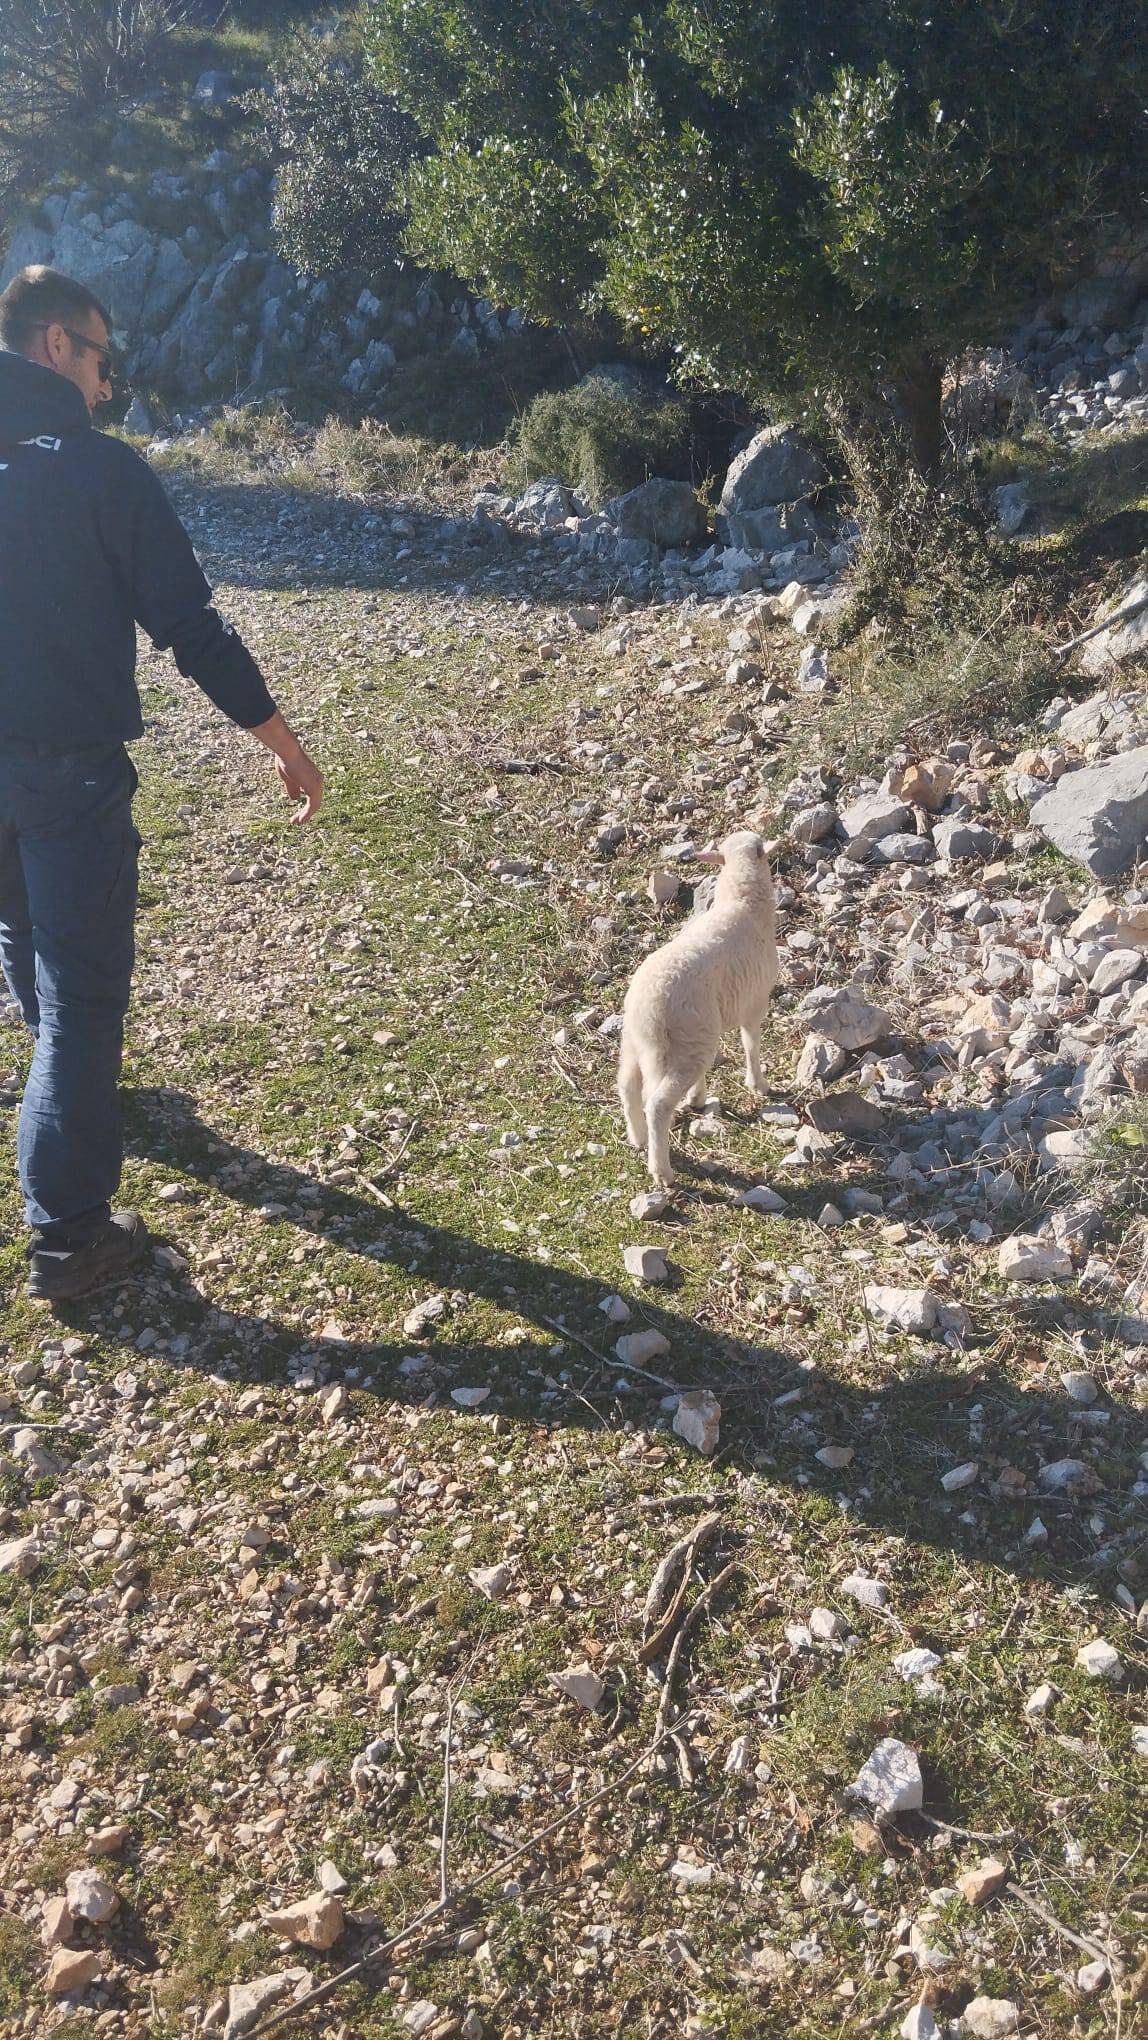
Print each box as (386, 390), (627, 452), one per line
(0, 351), (277, 746)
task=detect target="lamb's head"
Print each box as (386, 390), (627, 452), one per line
(697, 829), (775, 906)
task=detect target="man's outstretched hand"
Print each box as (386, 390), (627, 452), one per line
(250, 710), (324, 822)
(273, 746), (324, 822)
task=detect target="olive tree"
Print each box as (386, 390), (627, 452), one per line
(363, 0), (1148, 469)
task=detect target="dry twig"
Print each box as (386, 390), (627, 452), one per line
(244, 1713), (703, 2037)
(540, 1312), (678, 1391)
(654, 1559), (740, 1747)
(640, 1513), (723, 1663)
(439, 1691), (456, 1905)
(1004, 1878), (1123, 1977)
(1053, 589), (1148, 659)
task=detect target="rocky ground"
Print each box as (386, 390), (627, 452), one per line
(0, 454), (1145, 2040)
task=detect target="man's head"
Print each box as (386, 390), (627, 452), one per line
(0, 266), (115, 413)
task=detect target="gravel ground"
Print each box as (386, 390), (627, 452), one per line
(0, 463), (1144, 2040)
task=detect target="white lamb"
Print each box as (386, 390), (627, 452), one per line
(618, 828), (779, 1186)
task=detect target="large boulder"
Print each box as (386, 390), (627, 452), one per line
(720, 424), (825, 518)
(1031, 746), (1148, 876)
(193, 70), (246, 104)
(724, 499), (819, 553)
(608, 477), (706, 547)
(515, 476), (576, 524)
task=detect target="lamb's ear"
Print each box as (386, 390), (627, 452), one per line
(695, 845), (724, 866)
(755, 840), (765, 859)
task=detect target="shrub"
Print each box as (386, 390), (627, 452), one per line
(512, 374), (690, 507)
(250, 25), (415, 278)
(834, 421), (1001, 639)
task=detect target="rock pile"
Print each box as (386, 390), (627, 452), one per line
(766, 704), (1148, 1269)
(965, 232), (1148, 446)
(503, 422), (851, 615)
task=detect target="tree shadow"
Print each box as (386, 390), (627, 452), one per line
(106, 1085), (1147, 1601)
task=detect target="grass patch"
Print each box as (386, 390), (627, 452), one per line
(143, 406), (505, 507)
(980, 420), (1148, 547)
(1081, 1097), (1148, 1220)
(797, 617), (1054, 774)
(0, 1914), (37, 2018)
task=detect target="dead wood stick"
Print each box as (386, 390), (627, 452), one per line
(615, 1492), (722, 1521)
(439, 1693), (455, 1905)
(540, 1312), (678, 1391)
(640, 1514), (724, 1663)
(365, 1116), (420, 1185)
(642, 1512), (720, 1625)
(1004, 1878), (1123, 1976)
(245, 1710), (702, 2037)
(654, 1559), (740, 1745)
(917, 1811), (1015, 1845)
(1053, 589), (1148, 659)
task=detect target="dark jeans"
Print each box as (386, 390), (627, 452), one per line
(0, 743), (139, 1247)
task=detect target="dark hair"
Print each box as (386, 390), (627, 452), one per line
(0, 265), (112, 356)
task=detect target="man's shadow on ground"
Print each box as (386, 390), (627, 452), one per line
(118, 1085), (1145, 1602)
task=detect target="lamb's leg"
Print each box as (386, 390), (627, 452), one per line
(686, 1067), (712, 1110)
(618, 1045), (647, 1151)
(646, 1074), (687, 1186)
(740, 1023), (765, 1098)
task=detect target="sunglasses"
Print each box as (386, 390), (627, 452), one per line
(31, 322), (116, 382)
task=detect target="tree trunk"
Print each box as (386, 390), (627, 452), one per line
(559, 325), (587, 380)
(892, 356), (944, 476)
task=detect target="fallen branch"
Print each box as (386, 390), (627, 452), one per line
(244, 1712), (702, 2037)
(654, 1559), (740, 1747)
(614, 1493), (722, 1522)
(540, 1312), (678, 1391)
(640, 1513), (723, 1663)
(918, 1812), (1015, 1845)
(1053, 588), (1148, 660)
(439, 1692), (455, 1906)
(1004, 1877), (1123, 1978)
(368, 1116), (420, 1184)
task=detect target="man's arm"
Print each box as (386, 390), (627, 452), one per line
(102, 446), (323, 818)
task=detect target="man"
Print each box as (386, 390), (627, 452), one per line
(0, 264), (323, 1303)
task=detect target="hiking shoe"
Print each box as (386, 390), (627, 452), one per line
(26, 1211), (150, 1302)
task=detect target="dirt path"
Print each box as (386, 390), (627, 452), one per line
(0, 473), (1143, 2038)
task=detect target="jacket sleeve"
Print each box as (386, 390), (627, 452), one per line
(101, 445), (278, 728)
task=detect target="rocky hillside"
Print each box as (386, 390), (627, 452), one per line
(0, 155), (523, 419)
(0, 19), (530, 427)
